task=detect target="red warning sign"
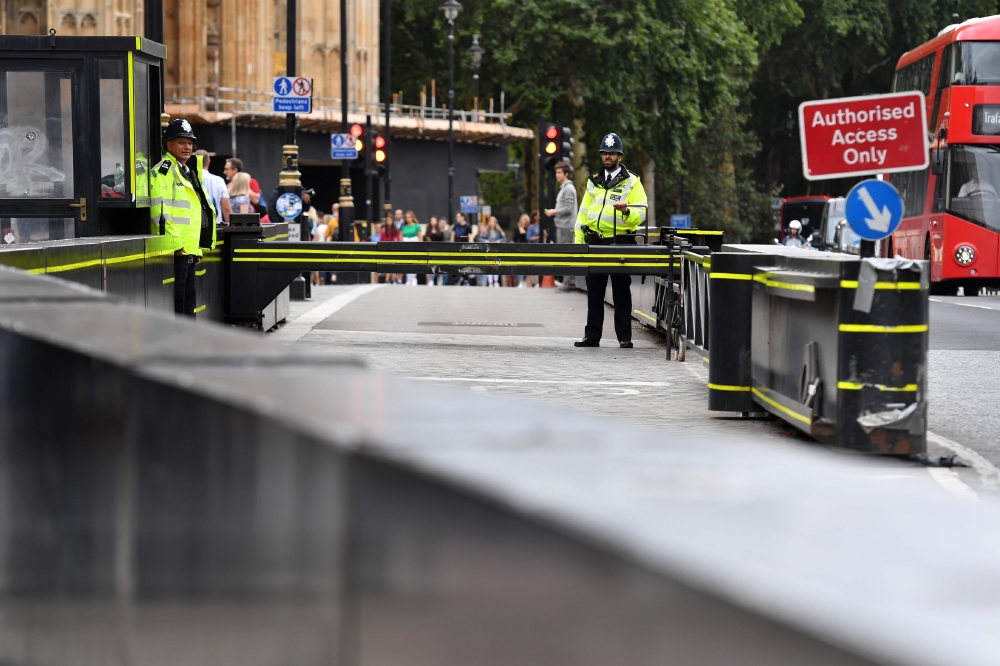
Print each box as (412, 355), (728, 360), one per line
(798, 91), (928, 181)
(292, 77), (312, 97)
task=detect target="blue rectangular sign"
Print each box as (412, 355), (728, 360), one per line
(670, 213), (691, 229)
(460, 196), (479, 213)
(273, 97), (312, 114)
(330, 133), (358, 160)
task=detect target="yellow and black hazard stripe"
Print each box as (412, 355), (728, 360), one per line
(232, 243), (682, 275)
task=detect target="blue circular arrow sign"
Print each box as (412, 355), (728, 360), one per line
(844, 179), (903, 241)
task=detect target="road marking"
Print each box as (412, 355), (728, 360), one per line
(926, 468), (981, 502)
(270, 284), (383, 343)
(927, 429), (1000, 490)
(929, 297), (996, 311)
(408, 377), (670, 387)
(685, 362), (709, 383)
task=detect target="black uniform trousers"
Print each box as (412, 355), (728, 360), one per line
(174, 253), (198, 316)
(584, 234), (635, 343)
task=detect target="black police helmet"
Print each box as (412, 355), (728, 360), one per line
(599, 132), (624, 154)
(163, 119), (197, 147)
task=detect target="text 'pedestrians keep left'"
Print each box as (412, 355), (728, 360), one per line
(273, 77), (313, 114)
(799, 92), (928, 180)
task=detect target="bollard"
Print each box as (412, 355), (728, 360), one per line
(706, 252), (776, 412)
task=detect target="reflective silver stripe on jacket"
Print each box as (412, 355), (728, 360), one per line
(160, 212), (191, 225)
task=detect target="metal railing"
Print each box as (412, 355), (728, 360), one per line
(165, 84), (511, 128)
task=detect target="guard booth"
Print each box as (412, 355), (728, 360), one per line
(0, 35), (165, 242)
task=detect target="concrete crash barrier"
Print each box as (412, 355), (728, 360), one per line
(0, 266), (996, 666)
(686, 244), (928, 454)
(0, 223), (289, 328)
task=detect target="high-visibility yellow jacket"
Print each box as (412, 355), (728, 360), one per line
(150, 153), (217, 257)
(574, 166), (648, 243)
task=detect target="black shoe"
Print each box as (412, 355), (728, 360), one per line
(574, 338), (600, 348)
(619, 341), (633, 349)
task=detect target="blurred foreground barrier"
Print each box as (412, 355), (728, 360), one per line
(685, 245), (928, 454)
(0, 265), (992, 666)
(0, 224), (290, 328)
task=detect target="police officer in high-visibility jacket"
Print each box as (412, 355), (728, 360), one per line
(151, 119), (217, 316)
(574, 132), (647, 349)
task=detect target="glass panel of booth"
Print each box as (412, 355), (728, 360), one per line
(98, 59), (128, 200)
(1, 218), (74, 245)
(133, 60), (150, 203)
(0, 69), (74, 199)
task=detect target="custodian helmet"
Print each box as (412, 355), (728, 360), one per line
(163, 118), (197, 146)
(599, 132), (624, 154)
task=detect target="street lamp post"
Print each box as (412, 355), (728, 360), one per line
(339, 0), (355, 241)
(383, 0), (392, 223)
(466, 34), (484, 119)
(440, 0), (462, 230)
(785, 110), (795, 198)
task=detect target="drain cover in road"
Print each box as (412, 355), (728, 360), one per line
(418, 322), (544, 328)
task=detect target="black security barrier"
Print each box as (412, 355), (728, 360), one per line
(225, 232), (682, 324)
(693, 245), (929, 454)
(680, 247), (713, 365)
(0, 265), (993, 665)
(0, 223), (290, 325)
(749, 250), (928, 454)
(705, 252), (777, 412)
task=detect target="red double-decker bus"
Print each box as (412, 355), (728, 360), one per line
(888, 16), (1000, 294)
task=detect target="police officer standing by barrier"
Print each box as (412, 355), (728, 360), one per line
(574, 133), (648, 349)
(151, 120), (218, 316)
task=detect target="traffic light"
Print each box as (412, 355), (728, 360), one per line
(374, 134), (387, 166)
(559, 127), (575, 163)
(541, 124), (574, 170)
(350, 123), (365, 155)
(542, 124), (559, 168)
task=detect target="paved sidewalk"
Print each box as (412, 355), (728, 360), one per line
(269, 283), (992, 499)
(281, 285), (801, 438)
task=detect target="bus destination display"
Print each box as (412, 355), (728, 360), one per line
(798, 91), (928, 180)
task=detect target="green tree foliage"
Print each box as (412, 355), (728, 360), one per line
(752, 0), (999, 203)
(390, 0), (1000, 241)
(391, 0), (791, 237)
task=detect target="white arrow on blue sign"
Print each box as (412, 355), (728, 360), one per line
(844, 179), (903, 241)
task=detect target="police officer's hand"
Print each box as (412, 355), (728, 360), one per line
(613, 202), (629, 215)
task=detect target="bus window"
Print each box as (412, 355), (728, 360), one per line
(960, 42), (1000, 85)
(893, 166), (929, 218)
(893, 52), (936, 95)
(946, 146), (1000, 229)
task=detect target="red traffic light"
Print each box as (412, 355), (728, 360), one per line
(544, 126), (559, 140)
(374, 135), (386, 149)
(350, 123), (364, 137)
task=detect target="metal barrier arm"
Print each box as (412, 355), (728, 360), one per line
(224, 232), (681, 322)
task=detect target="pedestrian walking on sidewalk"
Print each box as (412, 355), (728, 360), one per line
(573, 132), (648, 349)
(546, 160), (578, 291)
